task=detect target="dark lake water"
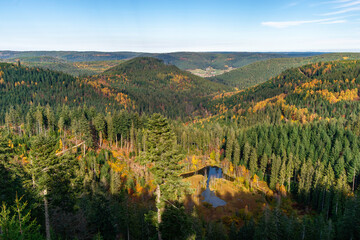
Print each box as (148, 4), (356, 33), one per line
(200, 166), (227, 207)
(181, 166), (230, 207)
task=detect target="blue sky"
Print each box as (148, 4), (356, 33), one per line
(1, 0), (360, 52)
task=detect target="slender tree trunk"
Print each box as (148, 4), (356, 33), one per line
(352, 168), (355, 192)
(18, 125), (22, 137)
(99, 131), (102, 147)
(121, 135), (123, 149)
(156, 184), (162, 240)
(43, 189), (51, 240)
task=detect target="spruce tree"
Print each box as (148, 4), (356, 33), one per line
(249, 147), (258, 175)
(259, 154), (268, 180)
(233, 142), (240, 166)
(94, 113), (106, 147)
(29, 134), (75, 240)
(242, 142), (251, 166)
(226, 128), (235, 161)
(140, 113), (185, 240)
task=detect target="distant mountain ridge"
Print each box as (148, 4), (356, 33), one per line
(0, 51), (322, 71)
(209, 53), (360, 89)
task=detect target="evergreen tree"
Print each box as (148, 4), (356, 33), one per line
(269, 155), (281, 189)
(140, 113), (185, 240)
(0, 195), (43, 240)
(29, 134), (75, 240)
(233, 142), (240, 166)
(94, 113), (106, 147)
(259, 154), (268, 180)
(249, 147), (258, 175)
(279, 159), (286, 186)
(242, 142), (251, 166)
(226, 128), (235, 161)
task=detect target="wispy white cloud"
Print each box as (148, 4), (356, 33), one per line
(336, 0), (360, 8)
(321, 6), (360, 15)
(286, 2), (299, 8)
(262, 18), (345, 28)
(264, 0), (359, 28)
(318, 0), (360, 15)
(310, 0), (353, 7)
(319, 19), (347, 23)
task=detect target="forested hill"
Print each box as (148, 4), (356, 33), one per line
(0, 51), (141, 62)
(3, 58), (360, 240)
(0, 62), (120, 121)
(84, 57), (231, 118)
(143, 52), (319, 70)
(0, 51), (321, 75)
(4, 56), (126, 76)
(208, 60), (360, 124)
(209, 53), (360, 89)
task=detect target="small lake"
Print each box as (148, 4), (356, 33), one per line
(201, 166), (227, 207)
(181, 166), (227, 207)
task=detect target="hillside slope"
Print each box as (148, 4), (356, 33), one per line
(84, 57), (231, 118)
(3, 57), (125, 76)
(146, 52), (319, 70)
(209, 53), (360, 89)
(0, 51), (141, 62)
(0, 63), (121, 121)
(206, 60), (360, 124)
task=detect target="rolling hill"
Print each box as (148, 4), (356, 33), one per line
(0, 51), (141, 62)
(84, 57), (231, 118)
(0, 51), (321, 76)
(209, 53), (360, 90)
(206, 59), (360, 124)
(3, 55), (360, 240)
(0, 62), (120, 121)
(3, 56), (125, 76)
(144, 52), (320, 70)
(0, 58), (231, 120)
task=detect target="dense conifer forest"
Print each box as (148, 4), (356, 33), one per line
(1, 56), (360, 240)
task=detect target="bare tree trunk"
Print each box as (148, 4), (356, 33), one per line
(99, 131), (102, 147)
(353, 168), (356, 192)
(156, 184), (162, 240)
(43, 189), (51, 240)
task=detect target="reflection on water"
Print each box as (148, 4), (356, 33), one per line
(201, 167), (227, 207)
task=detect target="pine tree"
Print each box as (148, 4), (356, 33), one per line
(29, 134), (75, 240)
(269, 155), (281, 189)
(94, 113), (106, 147)
(334, 157), (345, 179)
(0, 195), (43, 240)
(259, 154), (268, 180)
(242, 142), (251, 166)
(226, 128), (235, 161)
(45, 104), (55, 132)
(249, 147), (258, 175)
(279, 159), (286, 186)
(233, 142), (240, 166)
(285, 154), (294, 191)
(140, 113), (185, 240)
(105, 113), (115, 146)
